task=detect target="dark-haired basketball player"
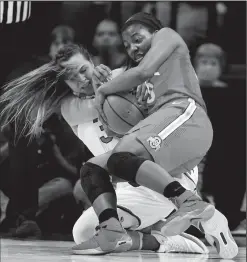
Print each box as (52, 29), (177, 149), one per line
(76, 12), (238, 258)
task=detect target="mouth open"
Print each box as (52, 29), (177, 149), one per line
(134, 54), (143, 62)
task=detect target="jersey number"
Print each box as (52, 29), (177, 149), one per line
(93, 118), (113, 144)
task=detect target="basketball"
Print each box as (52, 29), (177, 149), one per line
(103, 93), (145, 135)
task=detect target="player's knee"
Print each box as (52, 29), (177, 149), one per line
(72, 208), (97, 244)
(72, 221), (83, 244)
(72, 221), (92, 244)
(80, 162), (115, 203)
(107, 152), (147, 183)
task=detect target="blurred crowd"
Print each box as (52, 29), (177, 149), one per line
(0, 1), (246, 240)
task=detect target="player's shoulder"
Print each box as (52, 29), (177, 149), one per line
(61, 95), (79, 112)
(156, 27), (180, 38)
(60, 95), (81, 122)
(154, 27), (187, 49)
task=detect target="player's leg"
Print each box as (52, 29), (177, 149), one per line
(78, 152), (124, 253)
(83, 152), (117, 219)
(72, 205), (139, 243)
(73, 207), (99, 244)
(72, 205), (158, 253)
(73, 177), (207, 254)
(108, 99), (214, 234)
(107, 99), (216, 236)
(115, 168), (208, 254)
(107, 99), (237, 258)
(75, 152), (143, 254)
(76, 117), (121, 222)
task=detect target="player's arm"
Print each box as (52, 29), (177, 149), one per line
(98, 28), (183, 96)
(52, 143), (78, 176)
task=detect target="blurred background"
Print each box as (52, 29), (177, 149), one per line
(0, 1), (246, 240)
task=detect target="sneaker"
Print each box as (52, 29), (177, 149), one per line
(193, 209), (238, 259)
(152, 220), (208, 254)
(155, 232), (209, 254)
(72, 217), (133, 255)
(231, 218), (246, 236)
(157, 192), (215, 236)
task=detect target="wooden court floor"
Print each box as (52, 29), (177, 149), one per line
(1, 239), (246, 262)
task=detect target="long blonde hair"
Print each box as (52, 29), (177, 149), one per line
(0, 44), (91, 140)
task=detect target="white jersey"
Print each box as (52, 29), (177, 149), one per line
(61, 68), (124, 156)
(61, 96), (119, 156)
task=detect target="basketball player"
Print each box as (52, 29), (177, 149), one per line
(74, 13), (237, 258)
(56, 47), (208, 254)
(60, 64), (208, 254)
(0, 43), (208, 254)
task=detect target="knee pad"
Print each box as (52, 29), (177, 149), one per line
(80, 162), (115, 204)
(107, 152), (147, 184)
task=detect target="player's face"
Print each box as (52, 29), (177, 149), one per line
(195, 56), (221, 82)
(61, 53), (94, 95)
(122, 24), (153, 63)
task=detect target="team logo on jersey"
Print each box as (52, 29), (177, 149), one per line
(147, 136), (162, 151)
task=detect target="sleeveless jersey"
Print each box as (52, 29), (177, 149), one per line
(145, 49), (206, 114)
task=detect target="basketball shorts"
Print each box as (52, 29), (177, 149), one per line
(127, 98), (213, 176)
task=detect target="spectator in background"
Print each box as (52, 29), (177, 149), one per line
(49, 25), (75, 60)
(194, 43), (227, 88)
(60, 2), (122, 51)
(0, 114), (84, 238)
(7, 25), (76, 80)
(0, 25), (77, 238)
(92, 19), (127, 70)
(192, 43), (227, 202)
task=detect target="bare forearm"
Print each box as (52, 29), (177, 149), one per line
(99, 67), (146, 95)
